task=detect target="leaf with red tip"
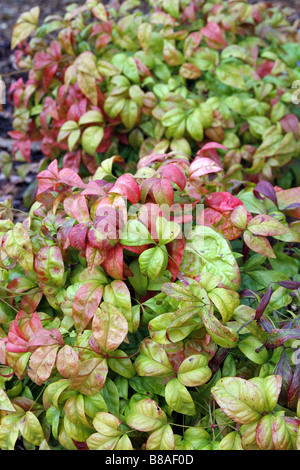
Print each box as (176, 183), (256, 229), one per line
(92, 302), (128, 353)
(86, 242), (106, 271)
(72, 281), (104, 333)
(70, 195), (91, 224)
(247, 214), (289, 237)
(70, 357), (108, 395)
(34, 246), (65, 288)
(28, 345), (60, 386)
(243, 230), (276, 258)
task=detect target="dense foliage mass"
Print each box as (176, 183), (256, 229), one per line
(0, 0), (300, 451)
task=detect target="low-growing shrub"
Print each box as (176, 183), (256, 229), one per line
(0, 147), (300, 450)
(4, 0), (300, 189)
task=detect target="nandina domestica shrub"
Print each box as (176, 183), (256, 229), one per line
(3, 0), (300, 191)
(0, 147), (300, 450)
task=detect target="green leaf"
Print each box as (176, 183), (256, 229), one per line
(181, 226), (241, 291)
(216, 63), (247, 90)
(11, 7), (40, 49)
(165, 378), (196, 416)
(146, 424), (175, 450)
(186, 108), (204, 141)
(139, 246), (168, 280)
(81, 126), (104, 155)
(123, 57), (140, 83)
(3, 223), (33, 272)
(107, 350), (136, 378)
(78, 110), (104, 126)
(0, 389), (15, 412)
(177, 354), (212, 387)
(126, 398), (167, 432)
(104, 280), (138, 333)
(135, 338), (173, 377)
(156, 217), (181, 245)
(93, 412), (122, 437)
(211, 376), (267, 424)
(202, 307), (239, 349)
(19, 411), (45, 447)
(219, 431), (244, 450)
(120, 99), (139, 129)
(128, 259), (148, 296)
(238, 337), (268, 365)
(249, 375), (282, 412)
(57, 120), (79, 142)
(120, 219), (153, 246)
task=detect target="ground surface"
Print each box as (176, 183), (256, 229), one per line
(0, 0), (299, 219)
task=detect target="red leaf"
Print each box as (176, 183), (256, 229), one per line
(50, 41), (61, 60)
(63, 150), (81, 173)
(204, 191), (244, 212)
(102, 244), (124, 280)
(167, 236), (185, 281)
(151, 178), (174, 206)
(33, 51), (53, 69)
(108, 173), (141, 204)
(158, 164), (186, 190)
(196, 142), (227, 165)
(43, 63), (58, 90)
(200, 22), (227, 49)
(36, 160), (60, 196)
(58, 168), (86, 189)
(68, 223), (90, 252)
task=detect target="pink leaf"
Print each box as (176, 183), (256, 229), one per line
(158, 164), (186, 190)
(189, 157), (223, 179)
(109, 174), (141, 204)
(28, 328), (65, 350)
